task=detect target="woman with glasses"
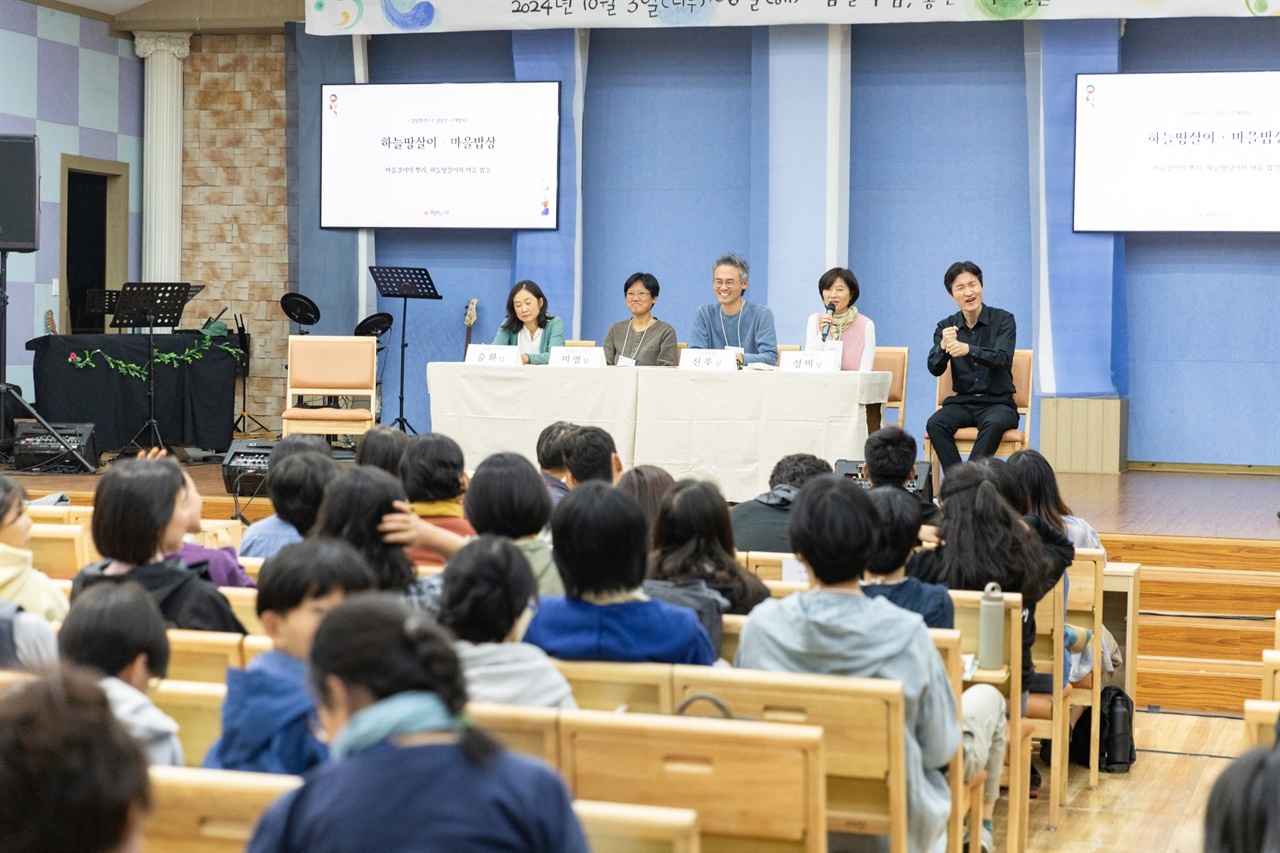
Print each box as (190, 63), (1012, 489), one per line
(602, 272), (679, 366)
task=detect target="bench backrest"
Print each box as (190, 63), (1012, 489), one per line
(552, 659), (675, 713)
(146, 765), (301, 853)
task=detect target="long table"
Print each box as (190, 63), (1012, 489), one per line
(427, 363), (890, 502)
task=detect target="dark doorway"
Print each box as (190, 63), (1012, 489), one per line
(66, 171), (108, 334)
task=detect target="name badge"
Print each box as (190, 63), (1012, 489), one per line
(823, 340), (844, 361)
(725, 345), (745, 358)
(465, 345), (522, 366)
(780, 350), (840, 372)
(678, 348), (737, 371)
(616, 355), (637, 367)
(549, 346), (605, 367)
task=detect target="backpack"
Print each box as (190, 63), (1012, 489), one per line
(1069, 685), (1137, 773)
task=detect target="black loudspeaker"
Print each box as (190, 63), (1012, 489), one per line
(222, 439), (277, 495)
(0, 135), (39, 253)
(834, 459), (933, 501)
(12, 422), (98, 472)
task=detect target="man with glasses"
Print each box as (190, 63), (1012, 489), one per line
(925, 260), (1019, 476)
(687, 253), (778, 367)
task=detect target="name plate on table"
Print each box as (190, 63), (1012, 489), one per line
(464, 345), (522, 366)
(549, 346), (605, 367)
(779, 350), (840, 372)
(678, 349), (737, 371)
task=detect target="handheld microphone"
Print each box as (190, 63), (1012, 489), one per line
(820, 302), (836, 343)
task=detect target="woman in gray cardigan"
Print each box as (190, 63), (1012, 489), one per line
(602, 272), (679, 366)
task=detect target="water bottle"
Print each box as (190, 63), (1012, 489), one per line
(979, 581), (1003, 670)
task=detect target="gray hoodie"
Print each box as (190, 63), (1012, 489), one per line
(454, 641), (577, 710)
(736, 590), (958, 853)
(99, 676), (185, 767)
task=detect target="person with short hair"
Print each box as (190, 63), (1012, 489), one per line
(239, 450), (340, 559)
(465, 452), (559, 596)
(803, 267), (877, 370)
(563, 424), (622, 486)
(247, 595), (588, 853)
(72, 458), (244, 633)
(400, 434), (477, 566)
(168, 469), (256, 587)
(535, 420), (577, 506)
(688, 253), (778, 367)
(864, 426), (938, 524)
(355, 425), (411, 476)
(735, 475), (959, 853)
(523, 483), (716, 665)
(603, 272), (679, 366)
(0, 667), (151, 853)
(60, 581), (184, 765)
(728, 453), (833, 552)
(1203, 745), (1280, 853)
(203, 538), (375, 774)
(491, 280), (566, 365)
(0, 475), (69, 621)
(439, 535), (576, 709)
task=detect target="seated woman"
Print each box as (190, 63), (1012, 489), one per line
(464, 452), (558, 596)
(0, 476), (69, 621)
(354, 424), (411, 477)
(524, 482), (716, 665)
(248, 595), (588, 853)
(71, 458), (244, 633)
(602, 273), (679, 366)
(438, 535), (576, 709)
(616, 464), (675, 541)
(803, 267), (880, 430)
(400, 434), (476, 567)
(491, 280), (565, 365)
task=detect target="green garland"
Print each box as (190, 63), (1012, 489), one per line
(68, 335), (244, 380)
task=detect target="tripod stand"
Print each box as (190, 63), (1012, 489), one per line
(368, 266), (442, 434)
(231, 314), (270, 434)
(109, 282), (191, 459)
(0, 250), (97, 472)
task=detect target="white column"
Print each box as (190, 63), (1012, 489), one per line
(134, 32), (191, 283)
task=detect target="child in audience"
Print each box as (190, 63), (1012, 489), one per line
(523, 482), (716, 665)
(204, 538), (375, 774)
(438, 535), (576, 709)
(736, 474), (958, 853)
(616, 464), (676, 540)
(59, 581), (184, 765)
(247, 595), (588, 853)
(1203, 745), (1280, 853)
(239, 449), (339, 559)
(72, 458), (244, 633)
(0, 476), (69, 621)
(400, 434), (476, 566)
(168, 470), (256, 587)
(354, 424), (411, 476)
(0, 667), (151, 853)
(464, 452), (557, 595)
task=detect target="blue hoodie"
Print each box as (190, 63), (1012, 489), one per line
(202, 650), (327, 774)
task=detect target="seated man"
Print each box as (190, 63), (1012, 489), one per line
(736, 474), (959, 853)
(729, 453), (832, 552)
(925, 261), (1019, 477)
(688, 253), (778, 367)
(864, 426), (938, 524)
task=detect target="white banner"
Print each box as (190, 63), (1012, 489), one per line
(306, 0), (1271, 36)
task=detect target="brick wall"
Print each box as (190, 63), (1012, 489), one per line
(182, 33), (289, 430)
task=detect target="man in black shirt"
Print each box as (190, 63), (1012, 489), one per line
(925, 261), (1019, 476)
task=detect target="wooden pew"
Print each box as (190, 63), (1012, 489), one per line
(1030, 577), (1073, 829)
(220, 587), (265, 635)
(1065, 548), (1107, 788)
(467, 701), (561, 767)
(239, 556), (265, 581)
(551, 659), (674, 713)
(721, 614), (746, 665)
(745, 551), (797, 582)
(195, 518), (243, 550)
(242, 634), (273, 667)
(764, 579), (808, 599)
(146, 765), (301, 853)
(670, 664), (901, 850)
(1263, 648), (1279, 701)
(558, 708), (826, 852)
(1243, 699), (1278, 749)
(167, 630), (245, 683)
(573, 800), (701, 853)
(29, 523), (92, 580)
(929, 628), (985, 853)
(25, 505), (71, 523)
(151, 679), (227, 768)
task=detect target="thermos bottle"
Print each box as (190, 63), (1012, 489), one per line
(979, 581), (1003, 670)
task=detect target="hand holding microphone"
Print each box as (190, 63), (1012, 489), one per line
(820, 302), (837, 342)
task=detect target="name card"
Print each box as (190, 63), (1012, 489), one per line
(779, 350), (840, 372)
(549, 346), (605, 367)
(464, 344), (522, 366)
(678, 348), (737, 371)
(781, 558), (809, 584)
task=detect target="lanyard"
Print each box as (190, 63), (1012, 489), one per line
(621, 318), (652, 359)
(719, 303), (744, 348)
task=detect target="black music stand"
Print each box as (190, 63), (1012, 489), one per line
(232, 313), (270, 435)
(368, 266), (442, 434)
(110, 282), (191, 456)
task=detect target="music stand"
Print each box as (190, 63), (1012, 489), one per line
(232, 313), (270, 435)
(110, 282), (192, 456)
(368, 266), (442, 434)
(86, 289), (120, 314)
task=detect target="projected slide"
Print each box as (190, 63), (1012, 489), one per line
(321, 82), (560, 230)
(1074, 72), (1280, 233)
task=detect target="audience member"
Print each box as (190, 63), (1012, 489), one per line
(563, 425), (622, 486)
(465, 452), (558, 596)
(248, 595), (588, 853)
(735, 474), (958, 853)
(524, 483), (715, 665)
(203, 539), (376, 774)
(168, 469), (255, 587)
(535, 420), (577, 506)
(72, 458), (244, 633)
(438, 535), (576, 709)
(0, 667), (151, 853)
(239, 450), (340, 559)
(354, 425), (411, 476)
(400, 434), (476, 566)
(59, 582), (184, 765)
(0, 476), (69, 620)
(864, 426), (937, 524)
(616, 464), (676, 541)
(1203, 746), (1280, 853)
(729, 453), (832, 552)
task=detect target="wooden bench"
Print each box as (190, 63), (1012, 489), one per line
(220, 587), (265, 636)
(573, 800), (701, 853)
(929, 628), (985, 853)
(1243, 699), (1278, 749)
(146, 765), (301, 853)
(167, 630), (246, 683)
(1263, 648), (1279, 701)
(1030, 577), (1072, 830)
(238, 556), (264, 581)
(721, 614), (746, 664)
(467, 701), (561, 767)
(1066, 548), (1107, 788)
(745, 551), (797, 582)
(151, 679), (227, 768)
(29, 523), (92, 580)
(551, 659), (674, 713)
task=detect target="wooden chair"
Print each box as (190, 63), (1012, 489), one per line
(150, 679), (227, 768)
(466, 701), (561, 767)
(929, 628), (985, 853)
(872, 346), (909, 429)
(777, 343), (801, 366)
(721, 615), (746, 665)
(145, 765), (301, 853)
(923, 348), (1033, 490)
(281, 335), (377, 438)
(1029, 578), (1072, 830)
(29, 523), (92, 580)
(238, 556), (264, 581)
(565, 339), (597, 347)
(1243, 699), (1279, 748)
(167, 630), (244, 683)
(672, 665), (902, 850)
(558, 708), (826, 852)
(573, 800), (701, 853)
(1065, 548), (1107, 788)
(220, 587), (265, 636)
(746, 551), (797, 582)
(551, 659), (674, 714)
(1262, 648), (1279, 701)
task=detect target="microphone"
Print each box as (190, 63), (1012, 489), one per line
(820, 302), (836, 342)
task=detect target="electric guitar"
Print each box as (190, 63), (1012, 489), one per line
(463, 298), (478, 359)
(45, 310), (56, 334)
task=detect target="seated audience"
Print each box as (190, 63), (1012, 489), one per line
(438, 535), (576, 709)
(603, 272), (679, 366)
(203, 539), (376, 774)
(1203, 746), (1280, 853)
(490, 280), (566, 366)
(563, 425), (622, 486)
(72, 458), (244, 633)
(0, 601), (57, 671)
(168, 469), (255, 587)
(864, 426), (938, 524)
(401, 434), (476, 566)
(729, 453), (832, 552)
(0, 476), (69, 621)
(354, 424), (411, 476)
(239, 437), (339, 559)
(524, 482), (716, 665)
(248, 595), (588, 853)
(616, 464), (676, 541)
(735, 474), (958, 853)
(59, 582), (184, 765)
(535, 420), (577, 507)
(464, 452), (558, 596)
(0, 667), (151, 853)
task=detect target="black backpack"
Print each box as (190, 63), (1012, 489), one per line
(1069, 685), (1137, 773)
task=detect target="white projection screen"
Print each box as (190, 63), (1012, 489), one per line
(1074, 71), (1280, 233)
(321, 82), (560, 230)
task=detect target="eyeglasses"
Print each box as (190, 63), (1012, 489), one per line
(713, 278), (741, 288)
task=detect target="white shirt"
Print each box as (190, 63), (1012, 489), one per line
(516, 326), (543, 357)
